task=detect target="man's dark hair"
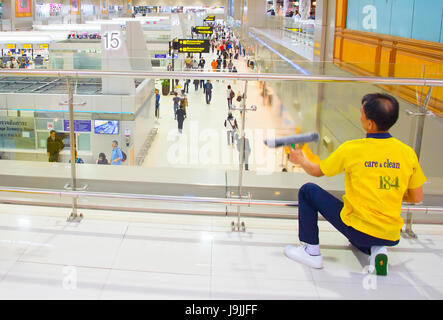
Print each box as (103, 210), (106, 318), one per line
(50, 130), (56, 134)
(362, 93), (399, 131)
(112, 140), (118, 146)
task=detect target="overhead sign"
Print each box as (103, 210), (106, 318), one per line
(192, 26), (213, 35)
(154, 54), (167, 58)
(6, 44), (15, 49)
(286, 27), (302, 32)
(173, 39), (210, 53)
(23, 44), (32, 49)
(39, 44), (49, 49)
(204, 16), (215, 22)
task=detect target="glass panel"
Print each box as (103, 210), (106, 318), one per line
(0, 116), (36, 150)
(77, 133), (91, 151)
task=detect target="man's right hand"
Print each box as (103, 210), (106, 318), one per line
(289, 146), (305, 165)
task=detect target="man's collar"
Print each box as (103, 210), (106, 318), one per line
(366, 132), (392, 139)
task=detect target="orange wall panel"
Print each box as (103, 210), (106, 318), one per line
(342, 39), (377, 73)
(379, 49), (391, 77)
(334, 36), (342, 59)
(395, 52), (443, 104)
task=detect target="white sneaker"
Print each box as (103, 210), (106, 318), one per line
(284, 245), (323, 269)
(369, 246), (388, 276)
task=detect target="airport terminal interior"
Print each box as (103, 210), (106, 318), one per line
(0, 0), (442, 300)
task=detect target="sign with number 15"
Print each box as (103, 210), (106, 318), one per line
(102, 32), (121, 50)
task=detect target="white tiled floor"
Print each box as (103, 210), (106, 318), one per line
(0, 203), (442, 300)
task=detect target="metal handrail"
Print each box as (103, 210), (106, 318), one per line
(1, 186), (443, 213)
(0, 69), (442, 87)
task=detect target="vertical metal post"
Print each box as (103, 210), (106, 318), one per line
(404, 86), (433, 238)
(236, 80), (248, 230)
(67, 77), (78, 219)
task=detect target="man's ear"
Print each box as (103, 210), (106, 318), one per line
(369, 119), (378, 131)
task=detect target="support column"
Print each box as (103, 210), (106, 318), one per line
(233, 0), (242, 21)
(2, 0), (34, 31)
(245, 0), (266, 28)
(283, 0), (291, 16)
(299, 0), (311, 20)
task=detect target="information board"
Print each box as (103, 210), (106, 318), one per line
(63, 120), (92, 132)
(204, 16), (215, 22)
(192, 26), (213, 35)
(172, 39), (210, 53)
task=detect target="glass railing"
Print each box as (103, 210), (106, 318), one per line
(0, 69), (442, 234)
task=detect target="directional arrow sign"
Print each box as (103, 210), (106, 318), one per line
(193, 26), (214, 35)
(173, 39), (210, 53)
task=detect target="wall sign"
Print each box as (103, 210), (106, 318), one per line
(63, 120), (92, 132)
(70, 0), (79, 15)
(102, 32), (121, 50)
(15, 0), (32, 18)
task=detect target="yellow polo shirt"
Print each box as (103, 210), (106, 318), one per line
(319, 133), (427, 241)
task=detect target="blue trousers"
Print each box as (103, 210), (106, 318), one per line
(206, 91), (212, 104)
(173, 105), (178, 119)
(298, 183), (399, 255)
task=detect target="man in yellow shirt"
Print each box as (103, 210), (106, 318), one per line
(285, 93), (427, 276)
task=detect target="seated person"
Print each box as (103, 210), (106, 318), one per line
(69, 150), (84, 164)
(285, 93), (426, 276)
(97, 152), (109, 165)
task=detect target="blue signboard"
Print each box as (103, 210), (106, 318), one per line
(64, 120), (92, 132)
(346, 0), (443, 43)
(155, 54), (167, 58)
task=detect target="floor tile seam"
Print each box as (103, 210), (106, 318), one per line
(12, 259), (212, 278)
(99, 224), (129, 299)
(10, 222), (71, 283)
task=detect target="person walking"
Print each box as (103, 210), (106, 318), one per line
(228, 60), (234, 72)
(111, 140), (123, 165)
(235, 133), (251, 171)
(180, 90), (188, 114)
(200, 79), (205, 90)
(211, 59), (217, 72)
(176, 106), (186, 134)
(172, 92), (180, 120)
(227, 85), (235, 109)
(216, 56), (222, 72)
(204, 80), (213, 104)
(224, 112), (238, 146)
(193, 79), (199, 91)
(46, 130), (65, 162)
(199, 57), (206, 70)
(154, 89), (160, 119)
(184, 79), (190, 93)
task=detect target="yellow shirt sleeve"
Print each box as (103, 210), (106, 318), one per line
(408, 151), (427, 189)
(319, 142), (349, 177)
